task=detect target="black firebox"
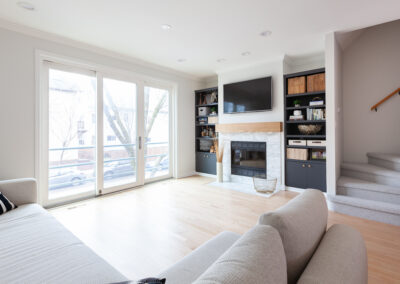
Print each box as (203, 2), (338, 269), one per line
(231, 141), (266, 178)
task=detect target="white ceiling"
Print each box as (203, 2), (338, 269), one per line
(0, 0), (399, 78)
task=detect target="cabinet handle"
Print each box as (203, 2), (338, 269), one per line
(308, 164), (311, 168)
(302, 164), (305, 168)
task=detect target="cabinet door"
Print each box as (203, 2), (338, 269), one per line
(286, 160), (307, 189)
(196, 153), (216, 175)
(306, 162), (326, 192)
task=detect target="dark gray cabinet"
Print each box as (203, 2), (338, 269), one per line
(196, 152), (217, 174)
(286, 160), (326, 192)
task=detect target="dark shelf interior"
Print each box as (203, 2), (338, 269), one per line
(286, 105), (325, 110)
(286, 120), (325, 124)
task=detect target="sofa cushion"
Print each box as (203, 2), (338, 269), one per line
(258, 189), (328, 283)
(298, 224), (367, 284)
(158, 231), (240, 284)
(193, 225), (287, 284)
(0, 192), (17, 215)
(0, 204), (128, 283)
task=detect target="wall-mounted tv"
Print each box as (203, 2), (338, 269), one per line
(223, 76), (272, 114)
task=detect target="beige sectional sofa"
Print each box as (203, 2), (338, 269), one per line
(0, 178), (367, 284)
(161, 189), (368, 284)
(0, 178), (128, 284)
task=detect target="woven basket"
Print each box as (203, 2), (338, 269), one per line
(253, 176), (277, 193)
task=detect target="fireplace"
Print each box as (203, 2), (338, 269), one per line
(231, 141), (266, 178)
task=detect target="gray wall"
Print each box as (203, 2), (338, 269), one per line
(342, 20), (400, 163)
(0, 26), (201, 180)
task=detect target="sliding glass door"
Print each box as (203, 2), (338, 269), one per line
(144, 86), (171, 181)
(46, 65), (97, 203)
(102, 77), (139, 193)
(40, 61), (173, 206)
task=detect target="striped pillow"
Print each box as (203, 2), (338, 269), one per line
(0, 192), (17, 215)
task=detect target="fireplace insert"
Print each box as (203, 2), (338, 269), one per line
(231, 141), (266, 178)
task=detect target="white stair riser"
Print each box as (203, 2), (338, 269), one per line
(337, 186), (400, 204)
(342, 169), (400, 187)
(328, 201), (400, 226)
(368, 157), (400, 172)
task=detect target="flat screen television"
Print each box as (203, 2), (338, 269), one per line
(223, 77), (272, 113)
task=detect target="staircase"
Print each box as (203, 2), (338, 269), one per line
(328, 153), (400, 226)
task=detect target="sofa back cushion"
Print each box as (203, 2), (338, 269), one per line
(258, 189), (328, 283)
(193, 225), (287, 284)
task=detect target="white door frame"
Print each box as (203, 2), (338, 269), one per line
(36, 51), (177, 206)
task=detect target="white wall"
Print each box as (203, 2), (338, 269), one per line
(342, 20), (400, 163)
(325, 32), (343, 195)
(217, 59), (284, 124)
(216, 59), (285, 183)
(0, 26), (202, 180)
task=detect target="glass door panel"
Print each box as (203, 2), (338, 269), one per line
(144, 86), (170, 180)
(48, 68), (97, 201)
(103, 78), (137, 189)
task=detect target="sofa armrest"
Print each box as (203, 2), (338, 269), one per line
(0, 178), (38, 206)
(298, 224), (367, 284)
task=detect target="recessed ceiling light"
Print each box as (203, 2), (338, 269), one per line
(241, 51), (251, 56)
(260, 30), (272, 37)
(177, 58), (186, 63)
(217, 58), (226, 63)
(17, 1), (35, 11)
(161, 24), (172, 30)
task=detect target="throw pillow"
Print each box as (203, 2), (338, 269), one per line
(0, 192), (17, 215)
(137, 278), (166, 284)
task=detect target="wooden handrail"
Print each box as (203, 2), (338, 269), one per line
(371, 88), (400, 111)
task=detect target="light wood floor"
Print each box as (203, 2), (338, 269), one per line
(50, 176), (400, 283)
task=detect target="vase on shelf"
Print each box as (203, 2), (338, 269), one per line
(217, 162), (223, 183)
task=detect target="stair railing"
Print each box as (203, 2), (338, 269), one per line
(371, 88), (400, 111)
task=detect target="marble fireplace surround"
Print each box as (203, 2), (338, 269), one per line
(217, 122), (283, 188)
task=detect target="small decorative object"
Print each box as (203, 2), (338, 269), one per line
(293, 110), (302, 116)
(201, 127), (208, 137)
(216, 144), (224, 182)
(198, 117), (207, 124)
(298, 124), (322, 135)
(253, 176), (277, 193)
(289, 114), (304, 120)
(210, 106), (217, 115)
(198, 106), (210, 116)
(210, 91), (218, 103)
(208, 127), (214, 137)
(311, 149), (326, 160)
(293, 99), (302, 107)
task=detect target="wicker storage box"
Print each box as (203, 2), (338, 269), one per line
(307, 73), (325, 92)
(288, 140), (306, 146)
(208, 116), (218, 124)
(288, 76), (306, 94)
(307, 140), (326, 147)
(287, 148), (308, 160)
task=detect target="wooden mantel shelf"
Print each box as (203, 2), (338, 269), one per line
(215, 122), (283, 133)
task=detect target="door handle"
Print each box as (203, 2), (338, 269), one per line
(138, 136), (142, 150)
(308, 164), (311, 168)
(302, 164), (305, 168)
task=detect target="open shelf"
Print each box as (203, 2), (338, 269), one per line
(196, 123), (216, 126)
(286, 105), (325, 110)
(285, 91), (325, 98)
(286, 159), (326, 164)
(196, 115), (218, 118)
(286, 135), (326, 139)
(286, 120), (325, 124)
(196, 137), (217, 140)
(287, 145), (326, 149)
(195, 103), (218, 107)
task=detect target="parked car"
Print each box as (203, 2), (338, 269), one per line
(104, 160), (135, 180)
(49, 169), (86, 190)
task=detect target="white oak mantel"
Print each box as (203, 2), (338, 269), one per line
(215, 122), (283, 133)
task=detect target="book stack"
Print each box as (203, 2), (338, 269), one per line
(306, 108), (325, 120)
(289, 114), (304, 121)
(309, 99), (324, 106)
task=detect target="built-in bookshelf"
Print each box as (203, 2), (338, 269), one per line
(284, 68), (326, 192)
(195, 87), (218, 175)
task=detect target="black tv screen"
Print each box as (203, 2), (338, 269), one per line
(223, 77), (272, 113)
